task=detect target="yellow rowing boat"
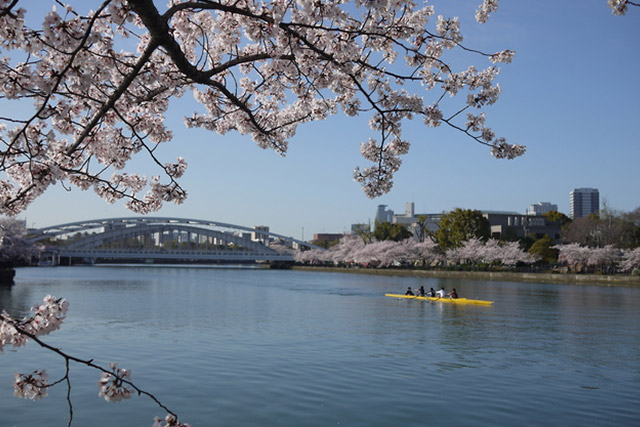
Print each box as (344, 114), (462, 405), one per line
(385, 293), (493, 305)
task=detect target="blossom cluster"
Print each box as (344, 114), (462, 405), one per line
(0, 0), (525, 213)
(98, 362), (134, 402)
(1, 295), (67, 403)
(608, 0), (636, 15)
(447, 238), (538, 266)
(153, 413), (191, 427)
(476, 0), (501, 24)
(619, 247), (640, 272)
(13, 369), (49, 400)
(0, 295), (68, 352)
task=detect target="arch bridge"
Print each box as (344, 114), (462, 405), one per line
(28, 217), (321, 265)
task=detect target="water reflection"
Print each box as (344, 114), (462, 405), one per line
(1, 267), (639, 427)
(0, 281), (36, 318)
(0, 282), (13, 312)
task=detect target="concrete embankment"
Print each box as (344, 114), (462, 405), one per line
(293, 266), (640, 287)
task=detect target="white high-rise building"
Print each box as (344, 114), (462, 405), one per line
(527, 202), (558, 216)
(405, 202), (414, 217)
(569, 188), (599, 219)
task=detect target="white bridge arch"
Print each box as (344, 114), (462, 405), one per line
(29, 217), (322, 264)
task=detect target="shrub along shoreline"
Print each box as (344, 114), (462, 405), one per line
(292, 265), (640, 287)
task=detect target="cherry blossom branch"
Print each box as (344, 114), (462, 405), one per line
(7, 1), (112, 156)
(0, 0), (19, 19)
(65, 40), (160, 155)
(1, 295), (189, 427)
(129, 0), (285, 149)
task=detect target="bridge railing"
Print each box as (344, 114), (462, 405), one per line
(58, 248), (295, 261)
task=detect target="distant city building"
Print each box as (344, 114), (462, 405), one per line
(372, 202), (441, 238)
(251, 225), (270, 244)
(373, 203), (562, 242)
(313, 233), (344, 245)
(392, 202), (415, 226)
(569, 188), (599, 219)
(527, 202), (558, 216)
(351, 223), (370, 234)
(375, 204), (394, 224)
(405, 202), (414, 217)
(482, 211), (562, 242)
(392, 202), (441, 237)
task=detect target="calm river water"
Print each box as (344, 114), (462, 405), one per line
(1, 266), (639, 427)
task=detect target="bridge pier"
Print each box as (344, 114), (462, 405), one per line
(38, 250), (60, 266)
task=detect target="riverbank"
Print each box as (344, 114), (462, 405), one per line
(293, 266), (640, 287)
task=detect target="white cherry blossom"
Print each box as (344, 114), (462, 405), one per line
(13, 369), (49, 400)
(153, 413), (191, 427)
(620, 247), (640, 272)
(98, 362), (133, 402)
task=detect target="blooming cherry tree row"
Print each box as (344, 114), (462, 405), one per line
(295, 234), (534, 267)
(298, 236), (640, 273)
(0, 0), (530, 214)
(555, 243), (640, 273)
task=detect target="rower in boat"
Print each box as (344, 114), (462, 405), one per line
(427, 287), (436, 297)
(405, 287), (415, 296)
(384, 293), (493, 305)
(447, 288), (459, 299)
(435, 287), (446, 298)
(417, 286), (426, 296)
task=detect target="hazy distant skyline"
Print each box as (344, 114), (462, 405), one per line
(17, 1), (640, 240)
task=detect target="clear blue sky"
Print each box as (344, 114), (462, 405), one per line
(18, 0), (640, 240)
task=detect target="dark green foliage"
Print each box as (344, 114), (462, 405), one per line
(373, 221), (412, 242)
(528, 235), (559, 264)
(434, 208), (491, 250)
(543, 210), (572, 227)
